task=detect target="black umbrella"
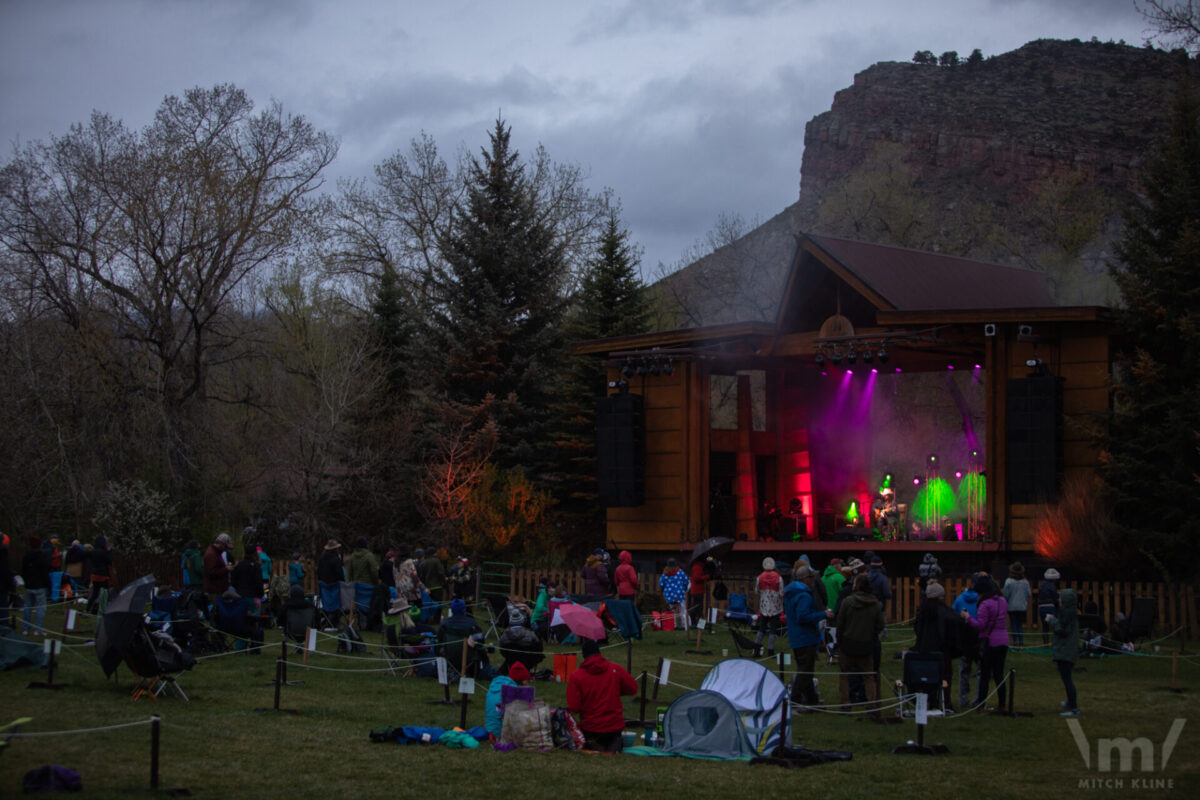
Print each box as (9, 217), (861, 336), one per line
(688, 536), (735, 565)
(95, 574), (156, 677)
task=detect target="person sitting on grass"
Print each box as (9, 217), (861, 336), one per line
(566, 638), (637, 753)
(485, 661), (532, 741)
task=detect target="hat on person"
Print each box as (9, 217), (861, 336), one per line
(840, 566), (854, 577)
(508, 662), (531, 683)
(385, 597), (411, 615)
(829, 557), (843, 567)
(593, 548), (606, 557)
(450, 598), (466, 616)
(881, 488), (894, 496)
(414, 548), (425, 559)
(458, 556), (469, 563)
(323, 538), (341, 551)
(289, 584), (305, 601)
(508, 609), (527, 627)
(355, 536), (368, 549)
(216, 532), (233, 547)
(582, 638), (601, 659)
(926, 582), (946, 599)
(846, 558), (865, 572)
(762, 557), (776, 571)
(1043, 568), (1061, 581)
(666, 557), (677, 567)
(1010, 561), (1025, 577)
(793, 564), (815, 580)
(870, 555), (883, 566)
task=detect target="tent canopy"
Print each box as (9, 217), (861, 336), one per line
(664, 658), (790, 759)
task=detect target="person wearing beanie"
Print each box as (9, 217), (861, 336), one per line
(21, 535), (51, 635)
(961, 573), (1009, 710)
(484, 660), (535, 739)
(1037, 568), (1062, 646)
(1002, 561), (1031, 646)
(754, 557), (783, 657)
(953, 574), (982, 708)
(566, 638), (637, 752)
(231, 544), (263, 609)
(658, 558), (690, 631)
(783, 563), (834, 707)
(913, 579), (958, 710)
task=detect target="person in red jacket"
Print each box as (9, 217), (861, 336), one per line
(613, 551), (638, 603)
(687, 557), (712, 626)
(566, 638), (637, 752)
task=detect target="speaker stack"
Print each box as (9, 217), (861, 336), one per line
(595, 393), (645, 507)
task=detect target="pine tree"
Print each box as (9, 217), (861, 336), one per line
(547, 210), (651, 542)
(426, 119), (569, 475)
(1104, 72), (1200, 581)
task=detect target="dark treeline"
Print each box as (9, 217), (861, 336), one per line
(0, 86), (651, 566)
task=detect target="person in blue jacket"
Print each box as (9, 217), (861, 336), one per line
(784, 563), (833, 706)
(952, 573), (982, 708)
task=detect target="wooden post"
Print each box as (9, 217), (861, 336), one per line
(149, 715), (161, 790)
(639, 670), (648, 725)
(651, 657), (664, 702)
(627, 635), (633, 673)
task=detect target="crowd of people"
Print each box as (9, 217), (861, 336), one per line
(0, 534), (116, 635)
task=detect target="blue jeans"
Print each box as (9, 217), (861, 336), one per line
(23, 588), (47, 635)
(1008, 611), (1025, 646)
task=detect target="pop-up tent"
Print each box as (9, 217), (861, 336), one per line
(663, 658), (790, 759)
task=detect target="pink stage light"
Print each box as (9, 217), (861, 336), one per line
(947, 364), (955, 370)
(871, 368), (878, 373)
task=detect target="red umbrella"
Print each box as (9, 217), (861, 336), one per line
(557, 603), (606, 641)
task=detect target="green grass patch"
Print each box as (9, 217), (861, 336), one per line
(2, 604), (1199, 798)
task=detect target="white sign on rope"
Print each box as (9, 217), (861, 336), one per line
(696, 618), (706, 630)
(915, 692), (929, 726)
(709, 608), (718, 624)
(305, 628), (317, 652)
(659, 659), (671, 686)
(436, 657), (448, 686)
(43, 638), (62, 655)
(458, 676), (475, 695)
(65, 610), (76, 631)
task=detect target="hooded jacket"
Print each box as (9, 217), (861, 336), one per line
(835, 590), (884, 656)
(821, 565), (846, 613)
(566, 653), (637, 734)
(953, 587), (979, 618)
(658, 566), (689, 604)
(782, 580), (827, 648)
(1051, 588), (1080, 664)
(613, 551), (638, 597)
(581, 556), (611, 596)
(345, 547), (379, 585)
(181, 546), (203, 586)
(967, 592), (1009, 648)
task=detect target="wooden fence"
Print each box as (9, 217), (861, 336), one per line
(504, 567), (1200, 639)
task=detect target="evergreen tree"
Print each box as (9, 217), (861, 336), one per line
(426, 119), (570, 475)
(547, 210), (651, 542)
(1104, 73), (1200, 581)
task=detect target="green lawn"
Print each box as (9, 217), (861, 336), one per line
(2, 603), (1198, 799)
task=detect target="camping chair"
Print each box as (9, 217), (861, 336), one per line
(284, 604), (316, 655)
(380, 608), (417, 675)
(147, 591), (177, 634)
(728, 625), (761, 659)
(725, 593), (753, 626)
(897, 650), (945, 717)
(215, 595), (260, 653)
(125, 626), (190, 701)
(483, 595), (510, 639)
(1117, 597), (1156, 642)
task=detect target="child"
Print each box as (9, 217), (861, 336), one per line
(288, 552), (305, 587)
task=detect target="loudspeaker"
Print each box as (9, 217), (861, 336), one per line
(1006, 376), (1061, 504)
(595, 393), (644, 507)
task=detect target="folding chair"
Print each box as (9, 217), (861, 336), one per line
(380, 607), (416, 675)
(728, 625), (760, 658)
(482, 595), (509, 640)
(897, 650), (945, 717)
(125, 627), (190, 701)
(284, 604), (316, 655)
(724, 593), (754, 625)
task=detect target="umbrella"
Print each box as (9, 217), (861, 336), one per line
(557, 603), (606, 642)
(95, 574), (156, 677)
(689, 536), (735, 565)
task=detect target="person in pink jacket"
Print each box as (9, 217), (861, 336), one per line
(613, 551), (638, 603)
(961, 574), (1009, 710)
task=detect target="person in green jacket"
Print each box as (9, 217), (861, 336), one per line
(835, 573), (885, 709)
(1049, 587), (1081, 716)
(531, 579), (551, 639)
(344, 537), (379, 585)
(821, 558), (846, 662)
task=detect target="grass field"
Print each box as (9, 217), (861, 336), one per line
(2, 600), (1198, 799)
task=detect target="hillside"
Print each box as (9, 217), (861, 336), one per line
(660, 39), (1197, 327)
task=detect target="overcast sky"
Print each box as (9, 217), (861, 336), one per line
(0, 0), (1154, 275)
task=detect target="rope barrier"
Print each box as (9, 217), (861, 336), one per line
(7, 718), (154, 738)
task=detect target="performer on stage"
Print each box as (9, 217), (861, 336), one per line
(873, 489), (900, 540)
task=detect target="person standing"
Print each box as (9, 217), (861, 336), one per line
(418, 547), (446, 623)
(581, 550), (612, 600)
(257, 546), (273, 591)
(1050, 587), (1081, 716)
(392, 545), (423, 606)
(566, 638), (638, 752)
(913, 582), (959, 710)
(613, 551), (639, 604)
(87, 535), (114, 616)
(835, 573), (884, 708)
(344, 537), (379, 586)
(202, 533), (235, 611)
(962, 575), (1009, 710)
(688, 557), (712, 626)
(1003, 561), (1031, 647)
(754, 557), (783, 657)
(231, 544), (262, 611)
(1037, 568), (1062, 646)
(952, 574), (982, 708)
(21, 535), (51, 635)
(783, 563), (834, 706)
(658, 558), (690, 630)
(181, 540), (203, 588)
(288, 552), (306, 587)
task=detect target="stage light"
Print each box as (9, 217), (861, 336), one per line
(847, 369), (854, 375)
(636, 360), (648, 376)
(862, 349), (874, 364)
(871, 368), (878, 373)
(831, 350), (843, 366)
(621, 360), (634, 378)
(1026, 358), (1042, 368)
(913, 476), (921, 486)
(974, 363), (982, 370)
(877, 348), (889, 364)
(663, 360), (675, 376)
(954, 470), (963, 479)
(815, 352), (826, 366)
(846, 350), (857, 365)
(894, 367), (902, 373)
(929, 454), (937, 463)
(821, 370), (828, 376)
(650, 362), (661, 376)
(947, 364), (955, 370)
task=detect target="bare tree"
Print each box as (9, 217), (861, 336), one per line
(0, 85), (337, 504)
(1138, 1), (1200, 54)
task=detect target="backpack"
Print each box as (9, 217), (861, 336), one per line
(23, 765), (82, 793)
